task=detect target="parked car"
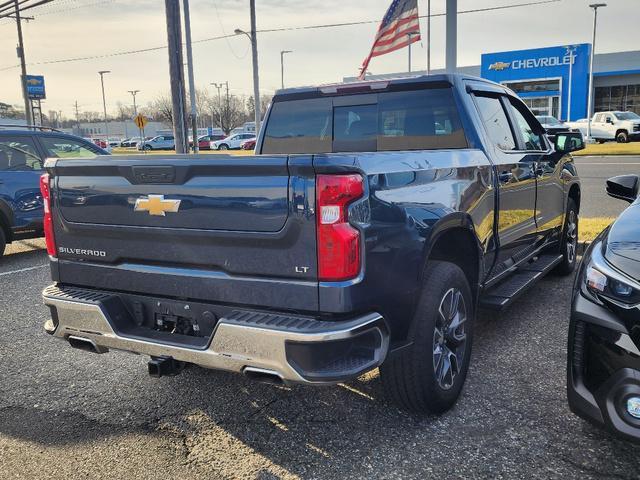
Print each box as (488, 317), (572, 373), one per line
(211, 133), (255, 150)
(191, 134), (226, 150)
(108, 138), (121, 147)
(535, 115), (574, 141)
(137, 135), (175, 151)
(567, 111), (640, 143)
(90, 138), (108, 149)
(120, 137), (142, 148)
(0, 126), (108, 258)
(568, 174), (640, 442)
(41, 74), (583, 413)
(241, 137), (257, 150)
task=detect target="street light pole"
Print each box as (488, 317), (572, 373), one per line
(183, 0), (198, 153)
(586, 3), (606, 142)
(211, 81), (227, 131)
(235, 0), (261, 135)
(98, 70), (110, 144)
(280, 50), (292, 89)
(128, 89), (140, 116)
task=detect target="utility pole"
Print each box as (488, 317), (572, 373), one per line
(14, 0), (32, 125)
(445, 0), (457, 73)
(427, 0), (431, 75)
(128, 90), (140, 116)
(164, 0), (188, 154)
(183, 0), (198, 153)
(74, 100), (80, 135)
(280, 50), (292, 89)
(587, 3), (606, 142)
(98, 70), (110, 143)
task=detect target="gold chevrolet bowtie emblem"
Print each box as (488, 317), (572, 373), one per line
(134, 195), (181, 216)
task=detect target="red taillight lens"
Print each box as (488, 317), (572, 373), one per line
(316, 174), (364, 281)
(40, 173), (57, 257)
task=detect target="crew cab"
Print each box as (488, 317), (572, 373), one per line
(0, 126), (107, 258)
(41, 75), (583, 413)
(567, 111), (640, 143)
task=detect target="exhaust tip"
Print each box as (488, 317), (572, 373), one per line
(243, 367), (284, 385)
(67, 335), (108, 354)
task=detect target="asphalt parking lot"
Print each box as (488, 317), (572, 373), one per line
(1, 156), (639, 479)
(574, 155), (640, 218)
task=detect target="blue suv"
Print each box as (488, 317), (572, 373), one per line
(0, 126), (108, 258)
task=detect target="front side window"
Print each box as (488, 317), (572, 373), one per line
(39, 136), (100, 159)
(0, 135), (42, 171)
(508, 99), (544, 151)
(474, 95), (516, 150)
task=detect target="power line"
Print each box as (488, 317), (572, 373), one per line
(0, 0), (561, 71)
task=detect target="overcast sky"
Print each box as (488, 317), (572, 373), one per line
(1, 0), (638, 118)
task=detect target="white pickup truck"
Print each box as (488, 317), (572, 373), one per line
(567, 111), (640, 143)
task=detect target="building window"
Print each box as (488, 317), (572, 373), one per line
(595, 85), (640, 115)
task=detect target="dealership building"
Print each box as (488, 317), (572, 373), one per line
(346, 44), (640, 121)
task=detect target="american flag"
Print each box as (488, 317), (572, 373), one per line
(359, 0), (421, 79)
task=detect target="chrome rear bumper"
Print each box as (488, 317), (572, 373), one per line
(43, 284), (389, 385)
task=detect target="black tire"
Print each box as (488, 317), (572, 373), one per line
(616, 131), (629, 143)
(380, 261), (474, 414)
(143, 144), (152, 151)
(0, 228), (6, 259)
(555, 198), (578, 276)
(218, 144), (229, 151)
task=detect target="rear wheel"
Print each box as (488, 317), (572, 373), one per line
(616, 130), (629, 143)
(380, 261), (474, 414)
(555, 198), (578, 275)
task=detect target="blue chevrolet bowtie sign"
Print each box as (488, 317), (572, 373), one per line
(25, 75), (46, 100)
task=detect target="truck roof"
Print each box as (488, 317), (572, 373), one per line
(272, 73), (503, 101)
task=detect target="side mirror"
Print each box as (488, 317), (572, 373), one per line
(607, 175), (639, 203)
(554, 131), (585, 153)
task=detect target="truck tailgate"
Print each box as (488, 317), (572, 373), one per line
(47, 154), (319, 311)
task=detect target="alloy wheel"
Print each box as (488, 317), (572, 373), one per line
(566, 210), (577, 264)
(432, 288), (467, 390)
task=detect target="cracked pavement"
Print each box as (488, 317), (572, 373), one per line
(1, 239), (639, 479)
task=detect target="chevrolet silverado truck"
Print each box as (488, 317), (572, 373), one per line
(41, 74), (583, 413)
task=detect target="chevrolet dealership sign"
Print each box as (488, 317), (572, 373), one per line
(489, 54), (574, 72)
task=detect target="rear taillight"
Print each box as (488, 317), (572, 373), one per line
(40, 173), (56, 257)
(316, 174), (364, 281)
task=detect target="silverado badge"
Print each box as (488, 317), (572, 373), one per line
(134, 195), (181, 216)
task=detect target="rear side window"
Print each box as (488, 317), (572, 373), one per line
(262, 87), (467, 154)
(39, 136), (100, 158)
(0, 135), (41, 170)
(474, 95), (516, 150)
(262, 98), (332, 154)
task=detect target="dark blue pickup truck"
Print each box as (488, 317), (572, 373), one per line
(0, 127), (106, 258)
(42, 74), (584, 413)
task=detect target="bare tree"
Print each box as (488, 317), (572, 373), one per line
(246, 94), (272, 122)
(210, 94), (249, 134)
(145, 94), (174, 125)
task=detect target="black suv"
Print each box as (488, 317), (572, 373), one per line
(0, 126), (108, 258)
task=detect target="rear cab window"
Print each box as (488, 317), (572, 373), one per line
(261, 86), (468, 154)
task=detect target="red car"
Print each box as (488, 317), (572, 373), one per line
(90, 138), (108, 149)
(191, 134), (226, 150)
(241, 138), (257, 150)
